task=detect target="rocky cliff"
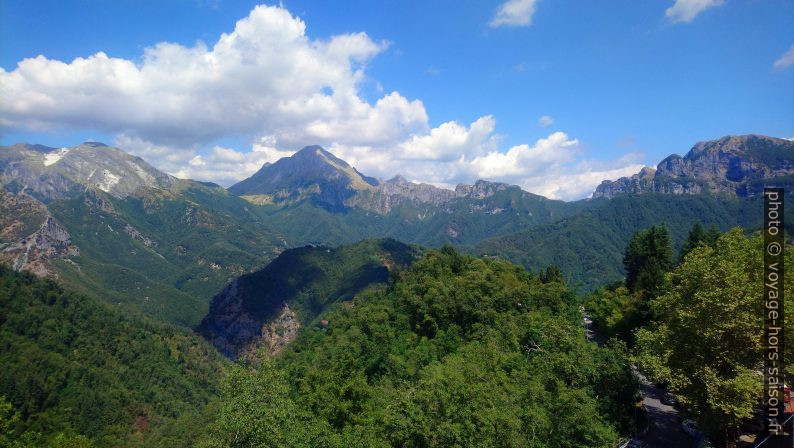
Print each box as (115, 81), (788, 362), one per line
(197, 239), (420, 360)
(0, 142), (174, 201)
(0, 191), (79, 276)
(593, 135), (794, 198)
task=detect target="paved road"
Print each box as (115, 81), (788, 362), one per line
(582, 310), (695, 447)
(638, 381), (694, 447)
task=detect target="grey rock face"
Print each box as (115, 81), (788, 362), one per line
(454, 179), (510, 199)
(593, 135), (794, 198)
(0, 142), (174, 201)
(0, 193), (80, 277)
(231, 144), (532, 214)
(196, 280), (261, 359)
(197, 279), (300, 360)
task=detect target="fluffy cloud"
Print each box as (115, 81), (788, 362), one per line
(489, 0), (539, 28)
(2, 3), (641, 201)
(665, 0), (724, 23)
(1, 5), (425, 150)
(330, 124), (643, 201)
(114, 134), (295, 186)
(773, 44), (794, 70)
(537, 115), (554, 127)
(174, 144), (290, 187)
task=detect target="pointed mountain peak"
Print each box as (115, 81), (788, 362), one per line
(294, 145), (326, 155)
(229, 144), (376, 206)
(0, 141), (174, 200)
(292, 145), (352, 168)
(638, 167), (656, 179)
(386, 175), (408, 184)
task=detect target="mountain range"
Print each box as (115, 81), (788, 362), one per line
(1, 142), (285, 326)
(593, 135), (794, 198)
(1, 134), (792, 328)
(2, 132), (793, 446)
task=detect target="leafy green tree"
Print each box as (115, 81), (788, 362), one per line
(540, 265), (564, 284)
(635, 229), (794, 447)
(679, 222), (721, 262)
(198, 358), (326, 448)
(585, 285), (642, 341)
(0, 396), (91, 448)
(705, 224), (722, 246)
(679, 222), (707, 261)
(623, 224), (673, 301)
(216, 246), (639, 447)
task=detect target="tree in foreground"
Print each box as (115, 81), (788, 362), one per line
(678, 222), (721, 262)
(201, 247), (637, 447)
(587, 225), (673, 343)
(635, 229), (794, 447)
(623, 224), (673, 300)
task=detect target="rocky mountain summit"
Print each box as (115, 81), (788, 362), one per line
(0, 142), (174, 201)
(231, 144), (541, 213)
(594, 135), (794, 198)
(229, 145), (379, 210)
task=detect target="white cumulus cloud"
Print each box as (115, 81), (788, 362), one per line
(330, 124), (644, 201)
(665, 0), (724, 23)
(1, 5), (424, 150)
(489, 0), (539, 28)
(1, 3), (641, 201)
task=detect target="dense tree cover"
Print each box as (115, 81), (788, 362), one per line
(678, 222), (720, 262)
(635, 229), (794, 446)
(220, 238), (419, 323)
(586, 224), (676, 342)
(475, 193), (793, 290)
(46, 183), (285, 327)
(0, 265), (225, 447)
(201, 247), (638, 447)
(199, 238), (421, 359)
(623, 225), (672, 299)
(585, 285), (641, 342)
(0, 395), (91, 448)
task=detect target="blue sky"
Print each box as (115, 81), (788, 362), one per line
(1, 0), (793, 199)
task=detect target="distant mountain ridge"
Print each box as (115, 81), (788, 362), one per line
(0, 141), (285, 326)
(593, 135), (794, 198)
(0, 142), (174, 201)
(3, 133), (793, 325)
(229, 144), (549, 213)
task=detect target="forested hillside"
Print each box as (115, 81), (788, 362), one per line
(199, 238), (421, 359)
(475, 193), (793, 289)
(199, 247), (638, 447)
(45, 182), (284, 327)
(0, 265), (225, 447)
